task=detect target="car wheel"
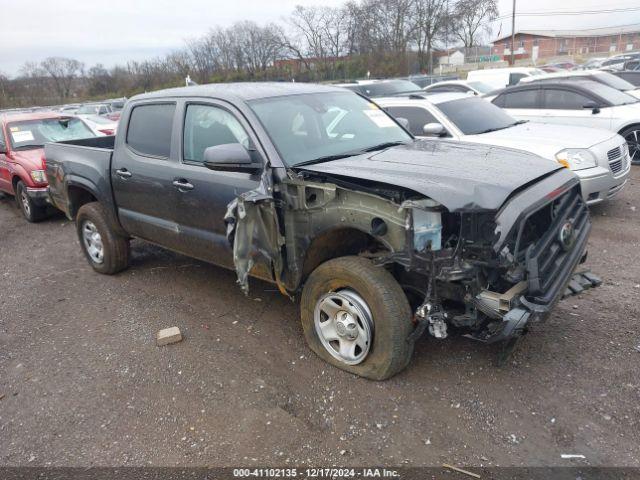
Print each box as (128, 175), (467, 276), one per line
(620, 125), (640, 165)
(15, 180), (47, 222)
(76, 202), (130, 274)
(300, 256), (415, 380)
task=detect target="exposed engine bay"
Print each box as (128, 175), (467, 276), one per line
(225, 161), (597, 346)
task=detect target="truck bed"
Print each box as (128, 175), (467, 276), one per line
(44, 136), (116, 219)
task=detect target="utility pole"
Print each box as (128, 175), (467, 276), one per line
(510, 0), (516, 65)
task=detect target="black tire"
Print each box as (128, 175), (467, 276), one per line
(300, 256), (415, 380)
(15, 181), (47, 222)
(76, 202), (130, 274)
(619, 125), (640, 165)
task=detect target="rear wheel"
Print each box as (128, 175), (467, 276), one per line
(15, 181), (47, 222)
(76, 202), (130, 274)
(620, 125), (640, 165)
(300, 256), (415, 380)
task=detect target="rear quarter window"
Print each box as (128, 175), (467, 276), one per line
(499, 89), (539, 108)
(126, 103), (175, 157)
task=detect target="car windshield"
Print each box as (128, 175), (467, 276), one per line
(586, 81), (639, 105)
(249, 91), (412, 167)
(437, 96), (519, 135)
(360, 80), (422, 97)
(7, 117), (95, 149)
(467, 81), (494, 94)
(594, 72), (636, 91)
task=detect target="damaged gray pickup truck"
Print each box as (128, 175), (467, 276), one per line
(45, 83), (598, 380)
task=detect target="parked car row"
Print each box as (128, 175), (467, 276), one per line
(0, 79), (628, 380)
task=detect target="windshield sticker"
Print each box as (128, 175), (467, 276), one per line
(9, 127), (19, 132)
(363, 109), (396, 128)
(11, 130), (35, 143)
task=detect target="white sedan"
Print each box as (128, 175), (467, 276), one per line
(485, 79), (640, 164)
(79, 114), (118, 136)
(377, 92), (631, 205)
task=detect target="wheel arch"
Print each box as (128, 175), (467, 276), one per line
(300, 226), (390, 283)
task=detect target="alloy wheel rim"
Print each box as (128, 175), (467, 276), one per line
(82, 221), (104, 264)
(314, 289), (373, 366)
(625, 129), (640, 164)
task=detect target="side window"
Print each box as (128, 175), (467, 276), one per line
(385, 106), (439, 136)
(183, 104), (250, 164)
(509, 73), (528, 85)
(0, 126), (5, 147)
(501, 89), (539, 108)
(127, 103), (175, 158)
(542, 89), (591, 109)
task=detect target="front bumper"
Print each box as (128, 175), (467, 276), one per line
(576, 143), (631, 205)
(576, 166), (630, 205)
(25, 186), (51, 207)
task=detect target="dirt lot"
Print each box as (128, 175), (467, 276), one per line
(0, 169), (639, 469)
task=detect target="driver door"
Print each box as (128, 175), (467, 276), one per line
(0, 126), (11, 193)
(172, 101), (264, 267)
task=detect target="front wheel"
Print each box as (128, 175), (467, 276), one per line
(300, 256), (415, 380)
(15, 181), (47, 222)
(76, 202), (130, 274)
(620, 125), (640, 165)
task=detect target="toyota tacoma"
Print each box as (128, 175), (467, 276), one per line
(45, 83), (597, 379)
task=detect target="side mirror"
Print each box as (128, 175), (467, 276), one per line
(583, 102), (601, 114)
(203, 143), (260, 173)
(395, 117), (410, 129)
(422, 123), (446, 137)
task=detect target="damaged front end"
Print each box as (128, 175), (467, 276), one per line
(224, 163), (598, 347)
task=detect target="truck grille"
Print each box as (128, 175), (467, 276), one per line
(607, 146), (626, 175)
(519, 186), (590, 305)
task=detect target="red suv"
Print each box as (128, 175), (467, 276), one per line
(0, 112), (96, 221)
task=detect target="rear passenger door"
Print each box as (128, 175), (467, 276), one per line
(538, 87), (613, 130)
(111, 102), (185, 249)
(172, 101), (263, 267)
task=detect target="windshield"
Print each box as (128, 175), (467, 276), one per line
(359, 80), (422, 97)
(595, 72), (636, 91)
(437, 96), (519, 135)
(249, 91), (412, 167)
(467, 81), (494, 94)
(587, 81), (639, 105)
(7, 117), (95, 149)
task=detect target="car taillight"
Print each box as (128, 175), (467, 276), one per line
(41, 154), (47, 170)
(99, 129), (115, 135)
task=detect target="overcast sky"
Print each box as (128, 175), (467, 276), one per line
(0, 0), (639, 76)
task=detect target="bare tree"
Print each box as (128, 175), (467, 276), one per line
(40, 57), (84, 99)
(452, 0), (498, 47)
(87, 64), (111, 97)
(413, 0), (449, 73)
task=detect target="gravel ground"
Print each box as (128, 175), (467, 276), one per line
(0, 168), (639, 468)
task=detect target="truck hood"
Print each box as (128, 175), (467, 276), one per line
(464, 122), (617, 160)
(10, 148), (45, 170)
(297, 140), (565, 211)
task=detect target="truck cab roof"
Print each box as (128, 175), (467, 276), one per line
(131, 82), (349, 103)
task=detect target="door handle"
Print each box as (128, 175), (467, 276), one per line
(115, 168), (132, 179)
(172, 179), (194, 191)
